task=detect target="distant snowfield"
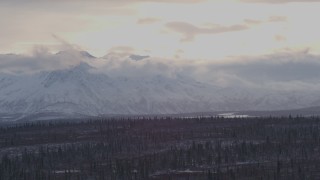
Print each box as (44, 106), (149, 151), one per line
(1, 50), (320, 120)
(218, 113), (251, 118)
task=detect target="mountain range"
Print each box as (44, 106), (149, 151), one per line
(0, 50), (319, 121)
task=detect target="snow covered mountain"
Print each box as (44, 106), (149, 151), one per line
(0, 50), (320, 120)
(0, 65), (218, 115)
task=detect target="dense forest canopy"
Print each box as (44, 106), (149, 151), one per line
(0, 116), (320, 179)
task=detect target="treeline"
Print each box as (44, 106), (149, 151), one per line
(0, 116), (320, 179)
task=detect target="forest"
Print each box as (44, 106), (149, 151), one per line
(1, 115), (320, 179)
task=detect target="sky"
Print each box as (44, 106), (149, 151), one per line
(1, 0), (320, 111)
(1, 0), (320, 59)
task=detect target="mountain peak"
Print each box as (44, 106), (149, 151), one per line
(72, 62), (92, 71)
(79, 51), (96, 58)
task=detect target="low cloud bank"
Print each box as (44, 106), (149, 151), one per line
(1, 46), (320, 92)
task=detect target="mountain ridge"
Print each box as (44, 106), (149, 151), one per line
(0, 51), (320, 120)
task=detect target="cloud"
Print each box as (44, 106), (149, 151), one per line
(1, 45), (319, 89)
(0, 0), (205, 7)
(93, 50), (320, 95)
(0, 45), (92, 74)
(240, 0), (320, 3)
(102, 46), (136, 59)
(274, 34), (287, 42)
(165, 21), (248, 42)
(164, 16), (286, 42)
(0, 6), (93, 54)
(133, 0), (206, 3)
(108, 46), (135, 53)
(0, 53), (79, 75)
(51, 34), (82, 51)
(137, 18), (161, 24)
(174, 49), (185, 59)
(243, 15), (287, 26)
(268, 16), (287, 22)
(216, 54), (320, 83)
(244, 19), (262, 25)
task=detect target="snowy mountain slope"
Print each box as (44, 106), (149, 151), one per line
(0, 51), (320, 119)
(0, 60), (220, 116)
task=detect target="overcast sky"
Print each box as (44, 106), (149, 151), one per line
(1, 0), (320, 59)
